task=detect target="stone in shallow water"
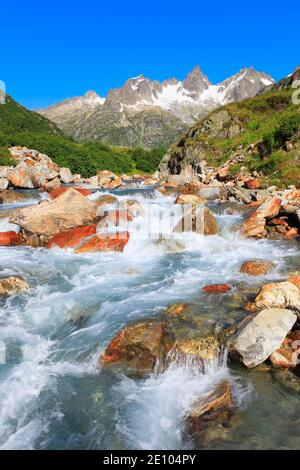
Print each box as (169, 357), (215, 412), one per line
(202, 284), (232, 294)
(186, 380), (234, 446)
(272, 369), (300, 393)
(175, 194), (205, 206)
(164, 303), (188, 317)
(231, 308), (297, 368)
(155, 237), (185, 253)
(0, 276), (29, 296)
(48, 187), (91, 199)
(188, 380), (232, 419)
(239, 260), (276, 276)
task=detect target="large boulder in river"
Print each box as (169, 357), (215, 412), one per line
(246, 281), (300, 313)
(241, 197), (282, 238)
(9, 188), (97, 238)
(101, 321), (166, 376)
(0, 276), (29, 296)
(199, 186), (226, 201)
(231, 308), (297, 368)
(97, 210), (133, 232)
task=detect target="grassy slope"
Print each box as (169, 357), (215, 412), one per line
(0, 95), (62, 135)
(193, 89), (300, 187)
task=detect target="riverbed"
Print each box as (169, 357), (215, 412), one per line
(0, 185), (300, 450)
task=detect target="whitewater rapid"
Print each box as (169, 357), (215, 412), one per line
(0, 187), (299, 449)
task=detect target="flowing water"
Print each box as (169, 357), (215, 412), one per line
(0, 186), (300, 450)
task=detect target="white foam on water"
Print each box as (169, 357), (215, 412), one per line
(115, 355), (252, 450)
(0, 218), (20, 233)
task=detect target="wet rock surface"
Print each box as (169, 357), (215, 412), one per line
(101, 321), (167, 376)
(231, 308), (297, 368)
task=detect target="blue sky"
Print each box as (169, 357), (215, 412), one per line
(1, 0), (300, 109)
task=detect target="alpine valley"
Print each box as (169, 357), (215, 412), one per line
(37, 66), (274, 148)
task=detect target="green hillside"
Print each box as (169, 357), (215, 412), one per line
(0, 96), (165, 176)
(0, 95), (62, 135)
(160, 86), (300, 187)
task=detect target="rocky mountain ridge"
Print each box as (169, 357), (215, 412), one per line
(37, 66), (274, 148)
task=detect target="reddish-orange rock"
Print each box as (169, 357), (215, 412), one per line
(242, 198), (282, 238)
(270, 331), (300, 368)
(202, 284), (232, 294)
(245, 179), (260, 190)
(75, 232), (130, 253)
(240, 260), (275, 276)
(46, 224), (97, 249)
(48, 187), (91, 199)
(0, 231), (23, 246)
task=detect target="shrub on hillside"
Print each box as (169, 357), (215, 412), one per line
(0, 131), (165, 177)
(0, 147), (17, 167)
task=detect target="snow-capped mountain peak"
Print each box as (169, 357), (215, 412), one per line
(38, 66), (275, 128)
